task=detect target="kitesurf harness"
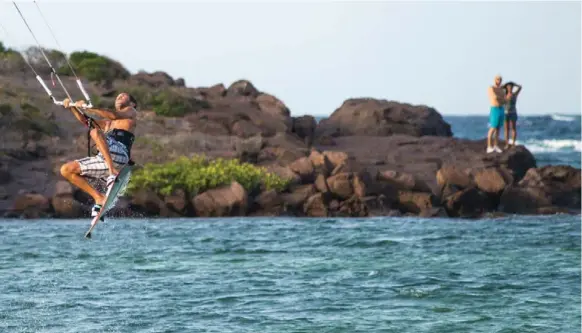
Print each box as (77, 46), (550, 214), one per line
(106, 129), (135, 156)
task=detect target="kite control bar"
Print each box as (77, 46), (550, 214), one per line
(34, 75), (93, 109)
(12, 1), (94, 112)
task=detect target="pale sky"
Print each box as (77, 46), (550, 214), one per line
(0, 1), (580, 116)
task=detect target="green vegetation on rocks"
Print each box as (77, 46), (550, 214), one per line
(60, 51), (130, 83)
(121, 85), (205, 117)
(126, 155), (291, 196)
(13, 101), (59, 136)
(0, 41), (27, 74)
(0, 103), (12, 116)
(1, 41), (202, 117)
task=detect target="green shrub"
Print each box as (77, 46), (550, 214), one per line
(0, 41), (19, 55)
(124, 85), (156, 107)
(151, 90), (193, 117)
(23, 46), (66, 76)
(0, 44), (27, 74)
(126, 155), (291, 196)
(0, 103), (12, 116)
(60, 50), (130, 82)
(14, 101), (59, 136)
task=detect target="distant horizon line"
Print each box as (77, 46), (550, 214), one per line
(307, 113), (582, 118)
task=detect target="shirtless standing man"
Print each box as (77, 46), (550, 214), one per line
(60, 92), (137, 217)
(486, 74), (506, 153)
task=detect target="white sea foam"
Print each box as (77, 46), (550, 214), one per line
(519, 139), (582, 153)
(551, 114), (577, 122)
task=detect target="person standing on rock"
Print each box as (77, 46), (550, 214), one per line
(503, 81), (522, 148)
(486, 74), (505, 153)
(59, 92), (137, 218)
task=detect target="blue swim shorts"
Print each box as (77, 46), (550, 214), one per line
(505, 112), (518, 122)
(489, 106), (504, 128)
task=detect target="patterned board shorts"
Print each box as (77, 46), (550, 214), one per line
(76, 136), (130, 180)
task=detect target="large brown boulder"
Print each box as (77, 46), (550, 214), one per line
(292, 116), (317, 146)
(130, 189), (168, 217)
(256, 93), (291, 119)
(304, 193), (328, 217)
(288, 157), (315, 184)
(52, 195), (85, 218)
(315, 98), (452, 139)
(249, 189), (285, 216)
(499, 165), (581, 214)
(444, 187), (490, 218)
(128, 71), (176, 88)
(379, 170), (432, 193)
(193, 181), (249, 217)
(280, 184), (316, 213)
(11, 191), (52, 218)
(226, 79), (259, 97)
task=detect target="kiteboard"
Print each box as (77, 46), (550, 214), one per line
(84, 163), (133, 239)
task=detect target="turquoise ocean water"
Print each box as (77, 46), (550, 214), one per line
(0, 216), (579, 332)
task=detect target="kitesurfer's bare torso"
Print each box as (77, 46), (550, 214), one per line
(102, 110), (137, 134)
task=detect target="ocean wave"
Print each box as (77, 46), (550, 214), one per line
(519, 139), (582, 153)
(551, 114), (578, 122)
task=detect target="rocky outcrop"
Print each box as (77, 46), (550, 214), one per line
(0, 72), (578, 220)
(315, 98), (453, 139)
(128, 71), (185, 88)
(499, 165), (581, 215)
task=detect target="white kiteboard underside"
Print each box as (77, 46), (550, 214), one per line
(84, 165), (133, 238)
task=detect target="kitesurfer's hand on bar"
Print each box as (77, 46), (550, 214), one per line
(74, 100), (86, 108)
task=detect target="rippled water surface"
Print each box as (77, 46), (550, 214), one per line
(0, 215), (579, 333)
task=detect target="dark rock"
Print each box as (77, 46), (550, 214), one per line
(337, 195), (368, 217)
(0, 169), (11, 185)
(129, 71), (175, 88)
(226, 79), (259, 97)
(12, 192), (52, 218)
(308, 149), (333, 176)
(193, 181), (248, 217)
(314, 173), (330, 193)
(395, 191), (439, 215)
(250, 189), (284, 216)
(499, 165), (581, 214)
(378, 170), (431, 192)
(164, 188), (190, 216)
(235, 135), (264, 164)
(304, 193), (328, 217)
(444, 187), (490, 218)
(51, 194), (85, 218)
(419, 207), (448, 218)
(130, 189), (166, 217)
(315, 98), (452, 138)
(288, 157), (315, 184)
(326, 173), (353, 199)
(281, 184), (316, 212)
(198, 83), (226, 98)
(292, 115), (317, 146)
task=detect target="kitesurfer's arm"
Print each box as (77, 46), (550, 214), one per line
(76, 102), (136, 121)
(62, 99), (108, 128)
(62, 98), (90, 126)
